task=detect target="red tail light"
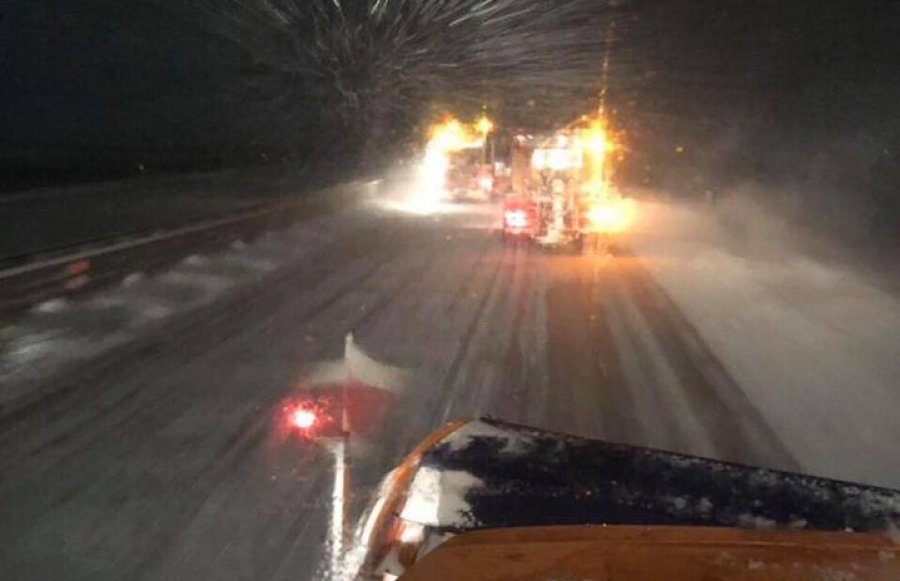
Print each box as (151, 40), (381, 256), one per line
(504, 209), (529, 229)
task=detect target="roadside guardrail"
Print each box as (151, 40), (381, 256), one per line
(0, 180), (376, 319)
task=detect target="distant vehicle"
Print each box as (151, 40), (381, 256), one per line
(500, 194), (538, 241)
(503, 127), (633, 252)
(351, 418), (900, 580)
(446, 148), (492, 202)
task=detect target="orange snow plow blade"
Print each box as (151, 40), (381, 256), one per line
(401, 525), (899, 580)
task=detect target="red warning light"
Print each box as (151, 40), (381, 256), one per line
(276, 393), (343, 440)
(291, 408), (317, 430)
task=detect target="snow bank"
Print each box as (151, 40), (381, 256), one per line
(629, 196), (900, 488)
(0, 214), (345, 397)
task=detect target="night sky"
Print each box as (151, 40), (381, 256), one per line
(4, 2), (898, 156)
(2, 0), (899, 238)
(1, 2), (240, 153)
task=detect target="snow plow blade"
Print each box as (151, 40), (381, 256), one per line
(354, 418), (900, 579)
(401, 525), (900, 580)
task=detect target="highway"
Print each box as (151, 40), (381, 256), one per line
(0, 192), (875, 580)
(0, 165), (328, 266)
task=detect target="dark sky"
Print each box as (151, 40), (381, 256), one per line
(3, 0), (900, 180)
(1, 1), (239, 152)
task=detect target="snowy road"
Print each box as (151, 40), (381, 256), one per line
(0, 196), (896, 580)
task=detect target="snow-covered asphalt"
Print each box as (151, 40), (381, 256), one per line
(0, 193), (896, 580)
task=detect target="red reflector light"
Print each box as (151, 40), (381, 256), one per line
(276, 395), (343, 441)
(505, 209), (529, 229)
(290, 408), (317, 430)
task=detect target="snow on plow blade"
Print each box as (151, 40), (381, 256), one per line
(427, 419), (900, 532)
(354, 418), (900, 578)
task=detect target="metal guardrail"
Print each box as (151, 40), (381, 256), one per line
(0, 181), (375, 319)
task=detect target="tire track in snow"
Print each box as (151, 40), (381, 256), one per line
(436, 236), (514, 423)
(614, 250), (800, 471)
(544, 253), (636, 441)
